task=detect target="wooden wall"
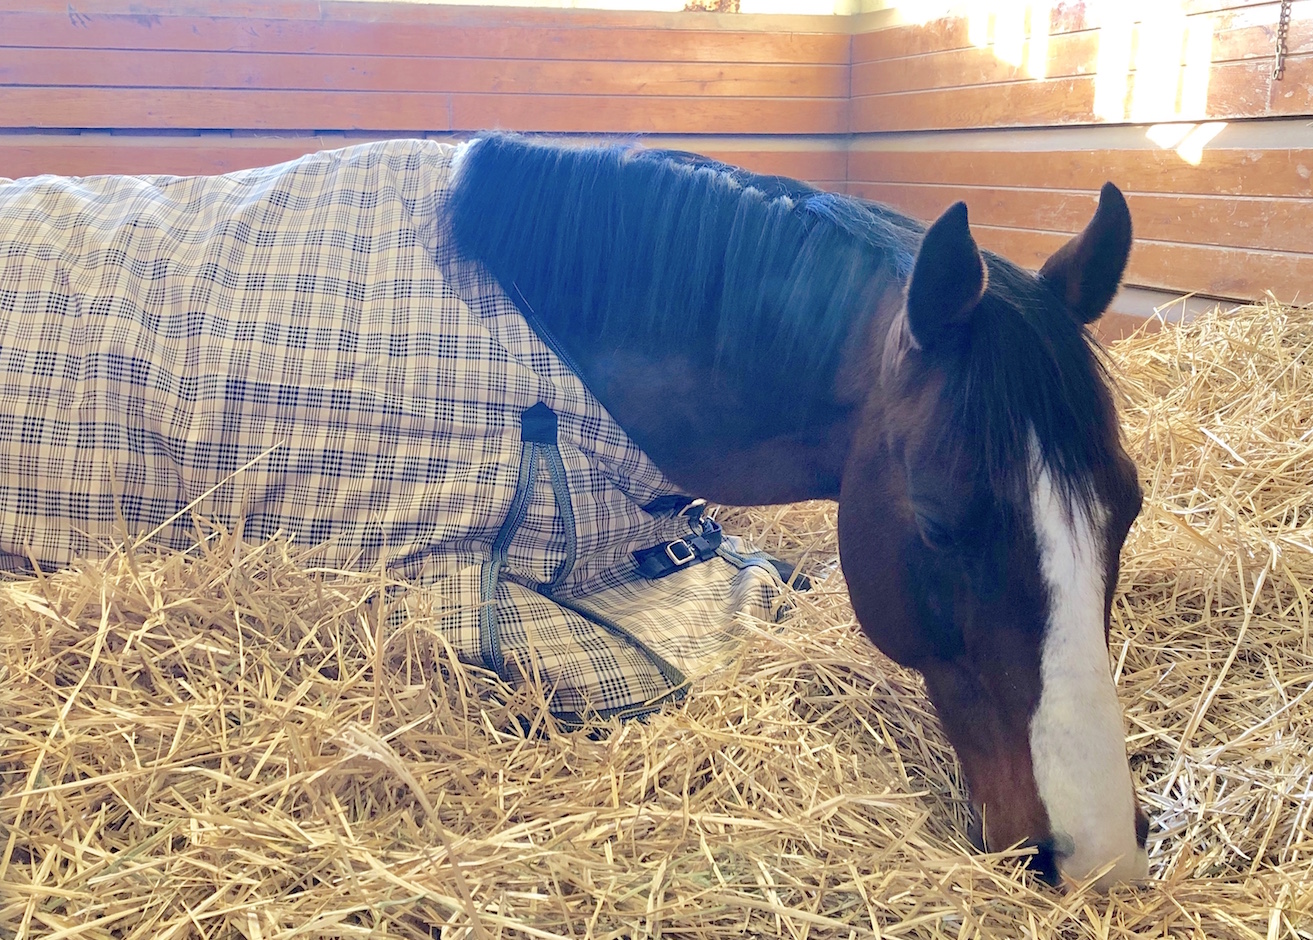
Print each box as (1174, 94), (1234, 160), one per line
(3, 0), (1312, 308)
(0, 0), (851, 187)
(849, 1), (1313, 305)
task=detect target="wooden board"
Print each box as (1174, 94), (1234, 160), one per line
(847, 145), (1313, 199)
(0, 9), (849, 65)
(0, 133), (848, 187)
(0, 87), (849, 135)
(971, 224), (1312, 304)
(849, 182), (1313, 255)
(850, 2), (1312, 131)
(0, 49), (848, 100)
(0, 2), (850, 137)
(851, 1), (1306, 64)
(847, 133), (1313, 304)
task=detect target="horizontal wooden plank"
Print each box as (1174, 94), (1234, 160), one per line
(852, 0), (1300, 64)
(0, 134), (849, 183)
(0, 88), (849, 135)
(847, 147), (1313, 200)
(447, 93), (847, 135)
(849, 181), (1313, 255)
(1213, 6), (1313, 60)
(0, 11), (849, 65)
(852, 12), (1309, 98)
(852, 30), (1097, 98)
(851, 75), (1097, 131)
(0, 0), (847, 33)
(972, 224), (1312, 304)
(0, 48), (848, 99)
(0, 136), (350, 178)
(852, 4), (1094, 63)
(851, 54), (1311, 130)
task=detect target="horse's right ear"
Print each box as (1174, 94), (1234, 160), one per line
(1037, 182), (1132, 324)
(906, 201), (987, 351)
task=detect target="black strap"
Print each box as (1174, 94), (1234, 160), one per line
(633, 517), (723, 580)
(520, 402), (558, 443)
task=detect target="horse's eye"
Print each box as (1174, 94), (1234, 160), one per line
(916, 513), (957, 550)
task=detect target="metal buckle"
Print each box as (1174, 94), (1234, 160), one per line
(665, 538), (695, 566)
(677, 498), (707, 520)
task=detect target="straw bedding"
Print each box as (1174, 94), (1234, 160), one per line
(1, 300), (1311, 938)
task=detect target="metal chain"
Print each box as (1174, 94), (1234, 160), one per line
(1274, 0), (1293, 81)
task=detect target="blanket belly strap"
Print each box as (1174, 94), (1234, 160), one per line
(632, 517), (724, 580)
(480, 402), (579, 679)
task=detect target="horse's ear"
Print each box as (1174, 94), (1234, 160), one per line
(1038, 182), (1133, 324)
(906, 201), (987, 351)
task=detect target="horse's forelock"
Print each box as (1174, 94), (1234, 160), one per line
(939, 260), (1117, 519)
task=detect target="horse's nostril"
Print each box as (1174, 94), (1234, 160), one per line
(1021, 839), (1061, 887)
(1135, 806), (1150, 849)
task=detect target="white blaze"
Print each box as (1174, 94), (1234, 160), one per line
(1029, 458), (1148, 889)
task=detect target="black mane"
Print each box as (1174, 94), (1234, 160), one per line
(446, 134), (919, 418)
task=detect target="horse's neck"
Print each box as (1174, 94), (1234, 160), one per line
(527, 252), (902, 508)
(558, 281), (907, 506)
(445, 137), (905, 504)
(564, 339), (857, 506)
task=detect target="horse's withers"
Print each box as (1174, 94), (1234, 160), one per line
(842, 184), (1148, 889)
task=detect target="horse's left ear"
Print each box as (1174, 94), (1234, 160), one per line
(906, 201), (987, 350)
(1038, 182), (1133, 324)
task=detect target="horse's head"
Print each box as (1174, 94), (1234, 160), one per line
(839, 184), (1148, 889)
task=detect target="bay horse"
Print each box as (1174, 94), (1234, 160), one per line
(447, 135), (1149, 888)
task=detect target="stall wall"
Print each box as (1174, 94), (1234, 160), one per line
(0, 0), (851, 186)
(849, 1), (1313, 306)
(3, 0), (1312, 308)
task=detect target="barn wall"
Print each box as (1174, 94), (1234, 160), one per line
(0, 0), (852, 187)
(4, 0), (1312, 311)
(849, 1), (1313, 306)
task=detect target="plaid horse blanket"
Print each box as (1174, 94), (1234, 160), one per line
(0, 139), (791, 719)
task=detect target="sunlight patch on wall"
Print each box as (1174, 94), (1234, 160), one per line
(1145, 121), (1228, 166)
(885, 1), (1223, 165)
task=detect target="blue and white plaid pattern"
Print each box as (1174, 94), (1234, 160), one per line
(0, 140), (787, 718)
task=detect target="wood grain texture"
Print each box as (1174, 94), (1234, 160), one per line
(971, 224), (1312, 304)
(0, 87), (849, 135)
(0, 0), (846, 31)
(0, 133), (848, 185)
(0, 48), (849, 99)
(0, 10), (849, 65)
(852, 15), (1312, 98)
(850, 2), (1311, 129)
(850, 181), (1313, 255)
(851, 0), (1303, 64)
(847, 147), (1313, 199)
